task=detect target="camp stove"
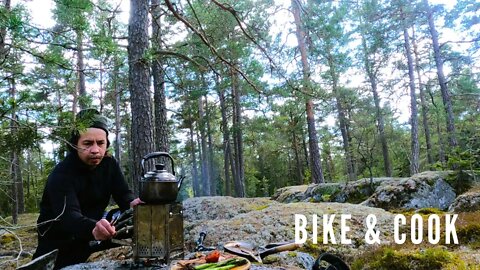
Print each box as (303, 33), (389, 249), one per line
(133, 203), (184, 264)
(133, 152), (185, 265)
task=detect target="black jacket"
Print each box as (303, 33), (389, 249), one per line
(34, 153), (134, 267)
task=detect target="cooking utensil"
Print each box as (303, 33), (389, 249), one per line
(139, 152), (184, 203)
(223, 240), (301, 263)
(194, 231), (216, 252)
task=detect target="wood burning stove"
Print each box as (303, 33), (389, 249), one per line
(133, 152), (185, 265)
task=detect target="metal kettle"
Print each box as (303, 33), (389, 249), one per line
(139, 152), (184, 203)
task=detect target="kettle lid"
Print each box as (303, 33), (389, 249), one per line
(144, 163), (176, 181)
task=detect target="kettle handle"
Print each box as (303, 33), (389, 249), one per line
(141, 152), (175, 176)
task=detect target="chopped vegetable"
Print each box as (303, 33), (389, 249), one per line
(205, 250), (221, 263)
(193, 257), (248, 270)
(194, 262), (218, 270)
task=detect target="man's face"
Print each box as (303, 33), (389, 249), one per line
(76, 127), (108, 168)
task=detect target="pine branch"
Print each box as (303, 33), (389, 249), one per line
(153, 50), (207, 71)
(441, 36), (480, 48)
(164, 0), (263, 94)
(211, 0), (314, 98)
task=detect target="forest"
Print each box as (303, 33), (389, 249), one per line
(0, 0), (479, 223)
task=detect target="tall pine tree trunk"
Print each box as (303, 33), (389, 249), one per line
(402, 20), (420, 175)
(10, 151), (19, 224)
(128, 0), (154, 193)
(205, 98), (216, 196)
(9, 78), (24, 224)
(291, 0), (324, 184)
(412, 26), (434, 166)
(292, 131), (303, 184)
(361, 34), (392, 177)
(289, 110), (304, 184)
(306, 100), (324, 183)
(151, 0), (169, 152)
(325, 143), (335, 182)
(76, 29), (87, 111)
(326, 51), (356, 182)
(99, 62), (105, 112)
(218, 83), (232, 196)
(188, 120), (200, 197)
(423, 0), (457, 149)
(231, 66), (245, 197)
(198, 96), (211, 196)
(429, 87), (446, 165)
(113, 56), (122, 166)
(302, 135), (309, 168)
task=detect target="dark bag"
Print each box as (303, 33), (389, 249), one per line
(312, 253), (350, 270)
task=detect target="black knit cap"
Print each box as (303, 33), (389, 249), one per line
(68, 108), (110, 152)
(76, 108), (109, 136)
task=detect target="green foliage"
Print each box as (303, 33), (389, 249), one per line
(54, 0), (93, 31)
(445, 170), (478, 196)
(457, 223), (480, 249)
(0, 5), (25, 35)
(351, 247), (465, 270)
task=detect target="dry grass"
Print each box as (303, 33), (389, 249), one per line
(0, 213), (39, 270)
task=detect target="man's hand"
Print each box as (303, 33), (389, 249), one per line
(92, 218), (116, 241)
(130, 197), (144, 208)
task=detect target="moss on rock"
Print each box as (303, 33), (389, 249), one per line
(351, 247), (465, 270)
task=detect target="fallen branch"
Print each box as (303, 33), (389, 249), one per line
(0, 228), (23, 268)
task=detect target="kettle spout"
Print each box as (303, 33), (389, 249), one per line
(177, 175), (185, 190)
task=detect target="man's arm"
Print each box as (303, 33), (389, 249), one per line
(110, 158), (138, 210)
(47, 174), (97, 240)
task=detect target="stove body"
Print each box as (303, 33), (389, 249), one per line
(132, 203), (184, 264)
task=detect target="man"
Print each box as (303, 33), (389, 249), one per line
(33, 109), (142, 269)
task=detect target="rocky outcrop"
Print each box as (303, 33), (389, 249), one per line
(272, 171), (458, 211)
(448, 191), (480, 212)
(271, 185), (311, 203)
(183, 196), (277, 222)
(308, 178), (395, 204)
(61, 197), (397, 269)
(362, 171), (456, 210)
(183, 196), (397, 267)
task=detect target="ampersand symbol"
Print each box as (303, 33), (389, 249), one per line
(365, 214), (380, 244)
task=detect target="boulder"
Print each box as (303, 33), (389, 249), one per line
(273, 171), (458, 211)
(271, 185), (310, 203)
(322, 178), (396, 204)
(304, 183), (342, 203)
(272, 179), (392, 204)
(448, 191), (480, 212)
(362, 171), (456, 210)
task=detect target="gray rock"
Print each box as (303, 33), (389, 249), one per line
(271, 185), (310, 203)
(362, 171), (456, 211)
(273, 177), (400, 205)
(57, 197), (396, 269)
(261, 251), (314, 269)
(304, 183), (342, 203)
(273, 171), (460, 211)
(448, 191), (480, 212)
(183, 197), (396, 259)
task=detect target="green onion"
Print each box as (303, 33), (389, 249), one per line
(193, 258), (248, 270)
